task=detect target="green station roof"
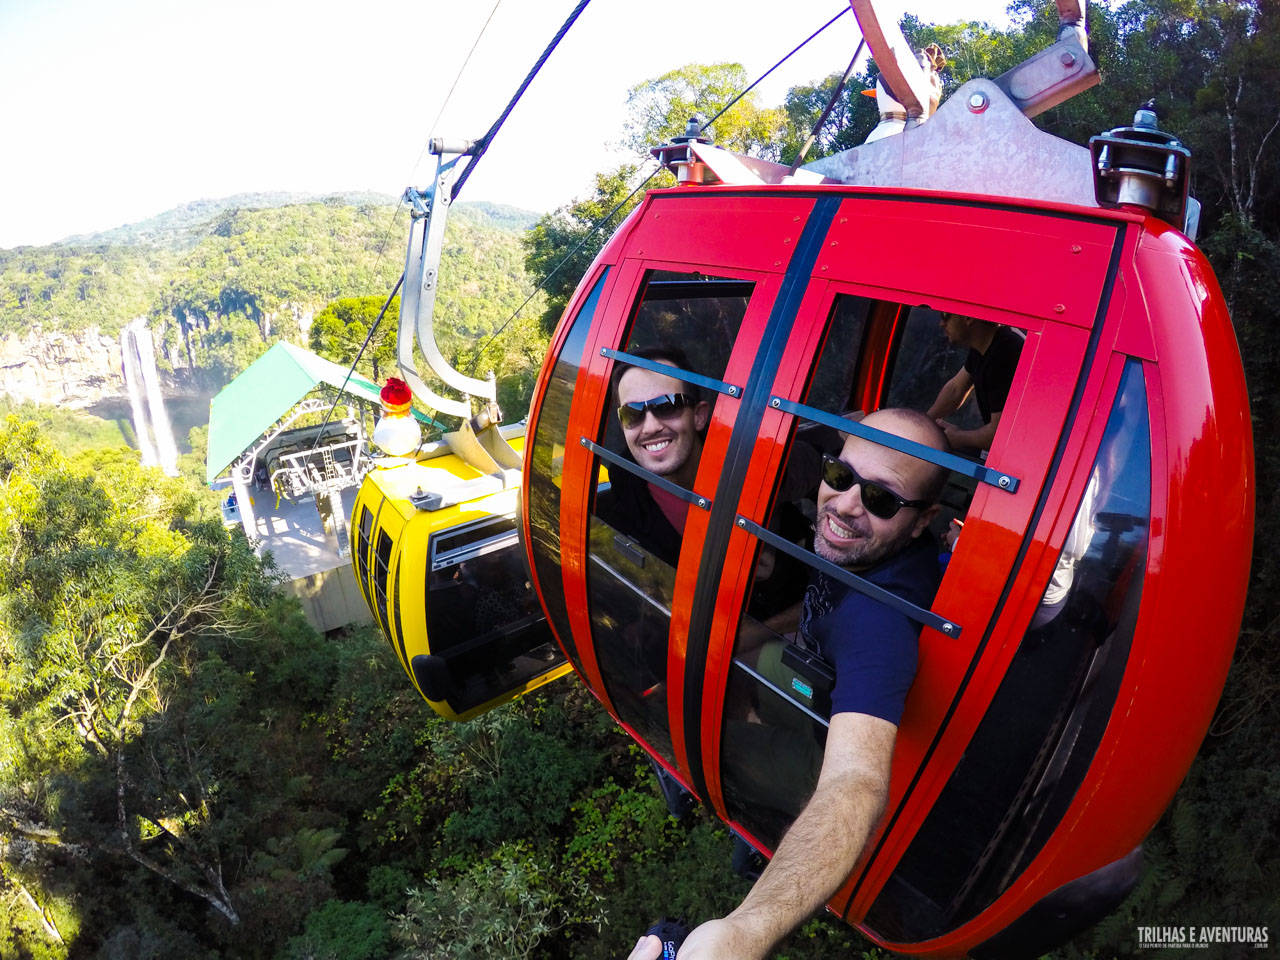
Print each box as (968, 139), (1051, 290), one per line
(206, 341), (439, 483)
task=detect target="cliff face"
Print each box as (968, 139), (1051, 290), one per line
(0, 326), (193, 407)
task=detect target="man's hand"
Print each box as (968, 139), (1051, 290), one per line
(627, 934), (663, 960)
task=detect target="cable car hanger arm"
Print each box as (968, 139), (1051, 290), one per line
(398, 140), (497, 421)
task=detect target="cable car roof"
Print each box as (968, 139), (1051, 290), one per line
(206, 340), (439, 483)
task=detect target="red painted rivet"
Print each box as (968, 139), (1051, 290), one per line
(821, 264), (829, 271)
(784, 237), (792, 244)
(1071, 244), (1082, 254)
(1054, 304), (1066, 314)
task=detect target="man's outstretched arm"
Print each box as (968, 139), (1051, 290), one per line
(927, 368), (973, 420)
(671, 711), (896, 960)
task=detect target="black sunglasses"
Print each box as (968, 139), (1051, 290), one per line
(617, 393), (695, 430)
(820, 453), (930, 520)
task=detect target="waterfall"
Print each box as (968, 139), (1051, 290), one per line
(119, 318), (179, 476)
(120, 322), (159, 468)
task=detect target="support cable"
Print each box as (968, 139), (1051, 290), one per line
(306, 272), (406, 457)
(465, 164), (663, 375)
(451, 0), (592, 199)
(371, 0), (506, 284)
(700, 5), (851, 133)
(467, 4), (854, 370)
(788, 37), (865, 173)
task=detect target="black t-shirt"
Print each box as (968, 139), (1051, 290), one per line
(964, 326), (1024, 424)
(595, 468), (683, 568)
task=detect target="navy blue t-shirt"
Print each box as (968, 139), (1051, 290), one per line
(799, 534), (941, 726)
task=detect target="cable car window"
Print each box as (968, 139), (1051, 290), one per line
(373, 530), (393, 637)
(885, 306), (982, 431)
(719, 294), (869, 846)
(867, 359), (1152, 942)
(424, 527), (560, 715)
(355, 506), (374, 612)
(719, 292), (954, 851)
(528, 268), (610, 674)
(587, 270), (753, 766)
(431, 515), (518, 570)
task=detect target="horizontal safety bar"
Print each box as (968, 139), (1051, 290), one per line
(769, 396), (1020, 493)
(581, 438), (712, 511)
(601, 348), (743, 399)
(736, 515), (961, 638)
(732, 658), (830, 728)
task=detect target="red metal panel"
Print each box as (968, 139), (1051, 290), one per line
(866, 219), (1251, 956)
(625, 193), (819, 275)
(820, 197), (1116, 327)
(556, 260), (651, 722)
(845, 318), (1094, 923)
(697, 277), (833, 822)
(663, 269), (786, 788)
(967, 223), (1253, 917)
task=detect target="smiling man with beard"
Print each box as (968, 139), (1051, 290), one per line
(800, 407), (948, 726)
(597, 347), (711, 567)
(628, 407), (949, 960)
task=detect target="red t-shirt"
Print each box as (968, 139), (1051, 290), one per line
(647, 482), (690, 534)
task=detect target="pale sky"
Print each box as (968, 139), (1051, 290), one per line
(0, 0), (1016, 249)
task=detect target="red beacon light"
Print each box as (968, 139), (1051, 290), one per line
(518, 4), (1252, 957)
(372, 376), (421, 457)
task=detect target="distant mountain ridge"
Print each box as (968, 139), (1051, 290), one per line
(57, 193), (540, 248)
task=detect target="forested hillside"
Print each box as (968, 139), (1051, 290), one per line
(0, 198), (546, 414)
(2, 0), (1277, 957)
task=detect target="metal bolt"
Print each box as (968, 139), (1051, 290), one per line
(728, 385), (739, 397)
(580, 437), (588, 446)
(942, 623), (955, 635)
(770, 397), (781, 408)
(998, 476), (1011, 488)
(737, 517), (747, 528)
(697, 497), (708, 509)
(1060, 51), (1077, 67)
(968, 92), (988, 113)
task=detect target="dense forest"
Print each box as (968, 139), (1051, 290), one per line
(3, 0), (1279, 957)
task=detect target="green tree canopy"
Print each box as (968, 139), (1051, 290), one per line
(309, 295), (400, 384)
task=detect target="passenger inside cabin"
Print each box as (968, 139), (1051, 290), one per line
(596, 346), (711, 567)
(926, 313), (1024, 454)
(630, 408), (949, 960)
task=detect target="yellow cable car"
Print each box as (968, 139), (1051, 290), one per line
(351, 423), (571, 721)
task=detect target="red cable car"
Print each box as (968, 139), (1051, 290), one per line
(351, 1), (1252, 954)
(516, 11), (1253, 958)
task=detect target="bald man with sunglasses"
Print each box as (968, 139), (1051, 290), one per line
(628, 408), (948, 960)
